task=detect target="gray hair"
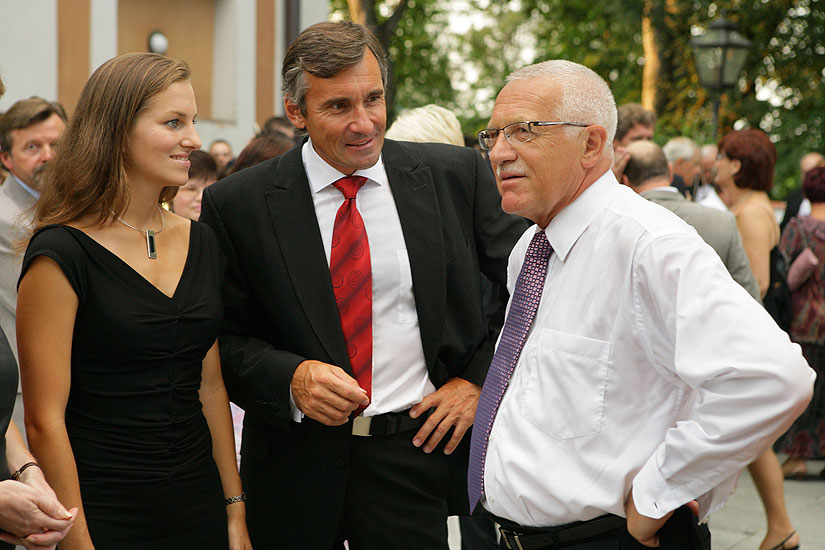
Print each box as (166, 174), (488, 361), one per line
(282, 21), (388, 115)
(700, 143), (718, 160)
(662, 137), (698, 163)
(507, 60), (617, 148)
(385, 104), (464, 147)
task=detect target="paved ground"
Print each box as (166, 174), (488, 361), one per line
(708, 457), (824, 550)
(448, 456), (825, 549)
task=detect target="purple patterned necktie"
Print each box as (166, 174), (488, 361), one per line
(468, 230), (553, 512)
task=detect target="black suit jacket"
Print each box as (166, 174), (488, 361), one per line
(200, 139), (526, 537)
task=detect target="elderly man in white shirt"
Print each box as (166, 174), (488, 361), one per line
(467, 59), (815, 550)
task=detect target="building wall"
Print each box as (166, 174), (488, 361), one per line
(0, 0), (327, 155)
(117, 0), (216, 120)
(0, 0), (59, 105)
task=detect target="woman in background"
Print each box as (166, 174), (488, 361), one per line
(228, 134), (294, 175)
(715, 129), (779, 297)
(776, 165), (825, 478)
(715, 129), (799, 550)
(169, 149), (218, 221)
(17, 53), (250, 550)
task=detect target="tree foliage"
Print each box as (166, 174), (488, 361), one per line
(642, 0), (824, 198)
(330, 0), (824, 197)
(331, 0), (455, 124)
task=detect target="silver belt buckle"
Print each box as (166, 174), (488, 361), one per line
(352, 416), (372, 437)
(500, 530), (524, 550)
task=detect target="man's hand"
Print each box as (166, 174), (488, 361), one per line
(291, 360), (369, 425)
(625, 489), (699, 548)
(409, 378), (481, 455)
(0, 479), (76, 549)
(612, 145), (630, 181)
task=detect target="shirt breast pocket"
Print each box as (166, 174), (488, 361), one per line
(519, 329), (610, 440)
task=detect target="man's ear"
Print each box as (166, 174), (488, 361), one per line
(581, 125), (607, 168)
(0, 152), (12, 172)
(284, 98), (306, 130)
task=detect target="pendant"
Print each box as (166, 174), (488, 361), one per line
(146, 230), (157, 259)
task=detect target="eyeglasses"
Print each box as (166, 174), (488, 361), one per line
(477, 121), (589, 151)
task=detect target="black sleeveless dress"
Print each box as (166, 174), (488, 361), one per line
(0, 329), (17, 550)
(21, 222), (228, 549)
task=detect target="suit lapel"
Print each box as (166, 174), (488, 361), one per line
(383, 141), (446, 369)
(264, 148), (350, 371)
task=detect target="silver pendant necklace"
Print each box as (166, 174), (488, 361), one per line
(112, 205), (165, 259)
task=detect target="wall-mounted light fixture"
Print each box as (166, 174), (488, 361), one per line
(147, 30), (169, 55)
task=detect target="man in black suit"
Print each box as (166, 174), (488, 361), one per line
(200, 21), (526, 549)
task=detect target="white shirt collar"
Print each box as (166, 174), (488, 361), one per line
(302, 137), (387, 193)
(12, 174), (40, 200)
(543, 169), (619, 261)
(640, 186), (680, 197)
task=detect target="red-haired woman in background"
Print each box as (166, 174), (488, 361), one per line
(715, 129), (799, 550)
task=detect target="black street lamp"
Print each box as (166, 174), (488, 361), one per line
(690, 16), (752, 141)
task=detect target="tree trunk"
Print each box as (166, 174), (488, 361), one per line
(641, 1), (659, 113)
(345, 0), (409, 124)
(347, 0), (365, 25)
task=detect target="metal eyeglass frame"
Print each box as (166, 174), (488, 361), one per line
(477, 121), (589, 151)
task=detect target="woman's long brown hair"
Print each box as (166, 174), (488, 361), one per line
(31, 53), (190, 237)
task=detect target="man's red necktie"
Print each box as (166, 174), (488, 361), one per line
(330, 176), (373, 406)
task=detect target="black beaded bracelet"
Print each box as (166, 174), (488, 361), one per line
(224, 492), (246, 505)
(11, 461), (40, 481)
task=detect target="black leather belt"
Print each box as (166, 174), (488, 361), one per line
(497, 514), (627, 550)
(351, 408), (427, 437)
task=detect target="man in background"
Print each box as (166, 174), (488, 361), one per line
(695, 144), (728, 211)
(208, 138), (233, 176)
(612, 103), (666, 188)
(624, 139), (759, 299)
(0, 96), (66, 433)
(662, 136), (701, 196)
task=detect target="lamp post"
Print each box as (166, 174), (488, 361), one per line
(690, 16), (752, 141)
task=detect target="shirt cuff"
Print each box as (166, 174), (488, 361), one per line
(633, 450), (743, 523)
(632, 456), (684, 520)
(288, 386), (304, 423)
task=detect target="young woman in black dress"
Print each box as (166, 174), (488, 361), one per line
(17, 53), (251, 550)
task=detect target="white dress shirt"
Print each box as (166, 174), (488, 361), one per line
(11, 174), (41, 200)
(482, 170), (814, 526)
(290, 139), (434, 421)
(695, 183), (727, 212)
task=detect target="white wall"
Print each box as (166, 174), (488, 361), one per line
(197, 0), (256, 152)
(301, 1), (328, 33)
(0, 0), (327, 156)
(0, 0), (59, 110)
(89, 0), (118, 74)
(195, 0), (328, 155)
